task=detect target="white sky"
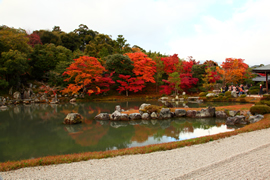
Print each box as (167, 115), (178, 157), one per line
(0, 0), (269, 66)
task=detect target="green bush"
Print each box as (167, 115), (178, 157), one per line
(248, 89), (259, 94)
(249, 86), (260, 91)
(262, 94), (270, 101)
(198, 86), (207, 92)
(218, 93), (224, 97)
(240, 98), (247, 102)
(250, 105), (270, 115)
(142, 105), (162, 114)
(199, 92), (208, 97)
(224, 91), (231, 97)
(240, 94), (247, 98)
(259, 100), (270, 106)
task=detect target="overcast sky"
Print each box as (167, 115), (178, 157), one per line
(0, 0), (269, 66)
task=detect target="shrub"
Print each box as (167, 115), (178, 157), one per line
(248, 89), (259, 94)
(198, 86), (207, 92)
(224, 91), (231, 97)
(250, 105), (270, 115)
(199, 92), (208, 97)
(249, 86), (260, 91)
(240, 94), (247, 98)
(262, 94), (270, 101)
(259, 100), (270, 106)
(219, 93), (224, 97)
(143, 105), (162, 114)
(240, 98), (247, 102)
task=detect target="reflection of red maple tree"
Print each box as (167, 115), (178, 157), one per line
(68, 122), (109, 146)
(131, 125), (159, 143)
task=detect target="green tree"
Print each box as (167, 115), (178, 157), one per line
(0, 25), (32, 54)
(74, 24), (98, 51)
(114, 35), (131, 54)
(84, 34), (114, 58)
(36, 30), (62, 46)
(61, 32), (81, 51)
(29, 44), (73, 80)
(0, 50), (30, 87)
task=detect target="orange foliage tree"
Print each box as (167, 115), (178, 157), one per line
(61, 56), (114, 95)
(126, 52), (156, 83)
(216, 58), (249, 85)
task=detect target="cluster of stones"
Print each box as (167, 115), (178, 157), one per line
(0, 84), (84, 110)
(94, 103), (264, 126)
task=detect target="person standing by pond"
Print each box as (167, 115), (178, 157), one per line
(259, 84), (263, 97)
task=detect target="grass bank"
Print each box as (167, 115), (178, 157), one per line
(1, 104), (268, 172)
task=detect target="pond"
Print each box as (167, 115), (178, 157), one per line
(0, 100), (244, 162)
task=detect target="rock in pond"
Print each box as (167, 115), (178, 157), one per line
(142, 113), (150, 120)
(129, 113), (142, 120)
(249, 114), (264, 124)
(196, 107), (215, 118)
(159, 108), (171, 119)
(226, 115), (249, 125)
(64, 113), (82, 124)
(94, 113), (110, 121)
(175, 109), (186, 117)
(70, 98), (76, 102)
(139, 103), (151, 114)
(215, 111), (228, 118)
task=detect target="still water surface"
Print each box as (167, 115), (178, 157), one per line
(0, 100), (242, 162)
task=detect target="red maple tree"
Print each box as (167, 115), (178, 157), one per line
(116, 74), (145, 96)
(61, 56), (114, 95)
(28, 32), (42, 47)
(126, 52), (156, 83)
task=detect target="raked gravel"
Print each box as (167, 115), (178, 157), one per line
(1, 128), (270, 179)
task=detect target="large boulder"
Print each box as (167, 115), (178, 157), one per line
(139, 103), (151, 114)
(150, 112), (158, 119)
(64, 113), (82, 124)
(186, 110), (197, 118)
(224, 110), (240, 117)
(129, 113), (142, 120)
(159, 108), (171, 119)
(94, 113), (110, 120)
(175, 109), (187, 117)
(120, 113), (129, 121)
(70, 98), (76, 102)
(226, 115), (249, 125)
(197, 107), (215, 118)
(142, 113), (150, 120)
(206, 93), (216, 97)
(215, 111), (228, 118)
(13, 91), (21, 100)
(111, 111), (122, 120)
(249, 114), (264, 124)
(115, 105), (121, 112)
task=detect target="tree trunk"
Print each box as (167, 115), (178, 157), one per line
(126, 90), (128, 96)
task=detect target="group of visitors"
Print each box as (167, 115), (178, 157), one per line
(221, 84), (265, 97)
(221, 84), (250, 96)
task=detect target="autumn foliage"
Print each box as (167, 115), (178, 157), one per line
(126, 52), (156, 83)
(217, 58), (249, 85)
(61, 56), (114, 95)
(116, 74), (145, 96)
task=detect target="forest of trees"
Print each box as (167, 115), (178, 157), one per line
(0, 24), (255, 96)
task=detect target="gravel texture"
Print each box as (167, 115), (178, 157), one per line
(1, 128), (270, 179)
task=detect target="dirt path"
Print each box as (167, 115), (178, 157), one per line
(1, 128), (270, 179)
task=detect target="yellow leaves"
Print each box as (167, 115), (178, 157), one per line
(87, 90), (94, 94)
(96, 86), (100, 93)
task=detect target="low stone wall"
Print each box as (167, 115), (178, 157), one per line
(94, 104), (264, 126)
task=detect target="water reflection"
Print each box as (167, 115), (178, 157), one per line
(0, 101), (238, 162)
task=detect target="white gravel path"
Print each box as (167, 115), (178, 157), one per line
(1, 128), (270, 179)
